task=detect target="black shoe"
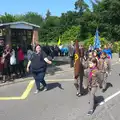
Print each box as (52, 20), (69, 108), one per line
(99, 85), (103, 89)
(87, 110), (93, 115)
(102, 89), (106, 93)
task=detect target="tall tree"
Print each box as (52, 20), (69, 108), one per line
(46, 9), (51, 19)
(23, 12), (43, 26)
(0, 12), (17, 23)
(93, 0), (120, 40)
(75, 0), (89, 15)
(39, 16), (60, 42)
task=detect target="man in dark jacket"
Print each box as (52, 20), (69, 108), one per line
(68, 41), (75, 68)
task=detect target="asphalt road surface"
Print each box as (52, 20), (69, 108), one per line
(0, 63), (120, 120)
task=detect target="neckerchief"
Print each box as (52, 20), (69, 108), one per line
(88, 67), (97, 83)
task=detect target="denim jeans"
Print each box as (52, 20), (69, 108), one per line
(33, 72), (47, 90)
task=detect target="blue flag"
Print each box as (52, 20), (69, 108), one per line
(94, 29), (101, 49)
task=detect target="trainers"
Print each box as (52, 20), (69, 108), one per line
(102, 89), (106, 93)
(87, 110), (93, 116)
(77, 93), (82, 97)
(43, 86), (48, 91)
(34, 90), (40, 94)
(76, 92), (79, 96)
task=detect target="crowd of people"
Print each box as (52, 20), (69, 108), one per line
(70, 42), (112, 115)
(0, 44), (26, 83)
(0, 43), (70, 83)
(0, 41), (113, 115)
(25, 41), (112, 116)
(0, 43), (67, 79)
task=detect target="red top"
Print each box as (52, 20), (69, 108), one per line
(18, 49), (24, 61)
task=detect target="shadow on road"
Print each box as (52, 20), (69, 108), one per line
(94, 96), (104, 111)
(102, 82), (113, 93)
(47, 82), (64, 91)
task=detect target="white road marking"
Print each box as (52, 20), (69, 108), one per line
(99, 90), (120, 106)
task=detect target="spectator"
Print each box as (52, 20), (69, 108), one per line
(26, 44), (52, 94)
(17, 45), (25, 77)
(1, 44), (11, 82)
(10, 48), (18, 80)
(103, 45), (112, 59)
(68, 41), (75, 68)
(27, 45), (34, 61)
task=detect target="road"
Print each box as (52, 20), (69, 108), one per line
(0, 63), (120, 120)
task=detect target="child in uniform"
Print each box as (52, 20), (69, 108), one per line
(98, 52), (112, 92)
(85, 58), (101, 115)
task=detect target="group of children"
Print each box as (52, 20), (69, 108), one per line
(74, 50), (112, 115)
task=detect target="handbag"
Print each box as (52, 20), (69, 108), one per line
(10, 50), (16, 65)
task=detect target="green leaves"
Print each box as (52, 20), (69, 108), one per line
(93, 0), (120, 40)
(0, 13), (18, 23)
(61, 26), (80, 43)
(1, 0), (120, 44)
(75, 0), (89, 15)
(84, 37), (108, 49)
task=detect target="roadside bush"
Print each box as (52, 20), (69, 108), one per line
(112, 42), (120, 53)
(83, 37), (108, 49)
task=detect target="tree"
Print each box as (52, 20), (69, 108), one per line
(60, 11), (79, 35)
(93, 0), (120, 40)
(39, 16), (60, 43)
(22, 12), (43, 26)
(75, 0), (89, 15)
(46, 9), (51, 19)
(0, 13), (17, 23)
(61, 26), (80, 43)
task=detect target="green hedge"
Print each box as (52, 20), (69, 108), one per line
(84, 37), (108, 49)
(112, 42), (120, 53)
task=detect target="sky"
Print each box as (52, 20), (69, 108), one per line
(0, 0), (91, 17)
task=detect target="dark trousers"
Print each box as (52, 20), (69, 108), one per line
(33, 72), (47, 90)
(18, 60), (25, 75)
(74, 74), (84, 94)
(2, 64), (11, 77)
(70, 56), (74, 68)
(11, 65), (18, 75)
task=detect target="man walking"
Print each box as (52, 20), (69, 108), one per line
(68, 41), (75, 68)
